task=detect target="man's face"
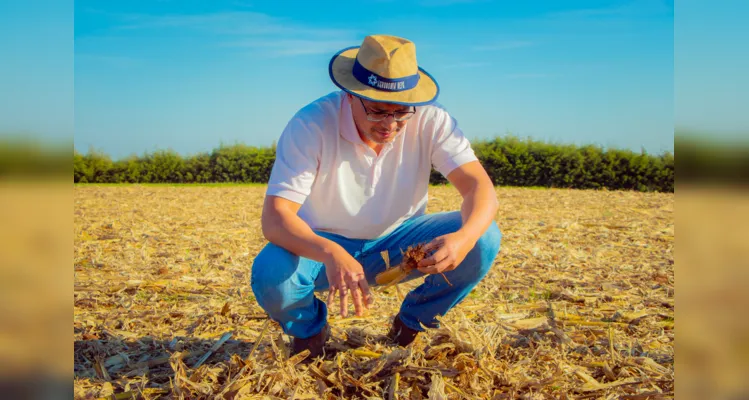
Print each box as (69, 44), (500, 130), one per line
(349, 94), (414, 146)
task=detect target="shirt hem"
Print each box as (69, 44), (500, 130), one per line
(265, 187), (308, 205)
(436, 153), (479, 178)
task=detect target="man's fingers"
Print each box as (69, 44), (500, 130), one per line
(340, 286), (349, 317)
(422, 240), (438, 253)
(419, 257), (452, 275)
(327, 286), (337, 308)
(359, 279), (374, 307)
(345, 273), (368, 316)
(422, 238), (443, 254)
(417, 265), (436, 274)
(350, 287), (364, 316)
(329, 277), (345, 316)
(418, 247), (447, 268)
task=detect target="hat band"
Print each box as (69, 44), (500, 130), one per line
(352, 58), (420, 92)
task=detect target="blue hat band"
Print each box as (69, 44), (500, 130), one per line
(352, 58), (421, 92)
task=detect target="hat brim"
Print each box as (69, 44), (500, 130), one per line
(329, 46), (440, 106)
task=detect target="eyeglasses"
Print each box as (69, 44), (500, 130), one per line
(359, 98), (415, 122)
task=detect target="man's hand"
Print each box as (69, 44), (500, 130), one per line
(324, 248), (374, 317)
(417, 231), (475, 274)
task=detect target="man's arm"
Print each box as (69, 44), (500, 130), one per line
(261, 195), (343, 263)
(445, 160), (499, 243)
(417, 160), (498, 273)
(261, 195), (374, 316)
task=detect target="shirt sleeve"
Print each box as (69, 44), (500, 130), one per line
(266, 116), (321, 204)
(430, 109), (479, 178)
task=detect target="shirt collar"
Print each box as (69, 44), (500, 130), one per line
(340, 94), (364, 145)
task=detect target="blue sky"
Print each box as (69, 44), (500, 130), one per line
(0, 1), (73, 144)
(675, 0), (749, 142)
(1, 0), (708, 160)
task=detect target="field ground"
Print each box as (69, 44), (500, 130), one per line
(73, 185), (674, 399)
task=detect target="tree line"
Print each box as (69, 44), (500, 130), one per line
(72, 136), (676, 192)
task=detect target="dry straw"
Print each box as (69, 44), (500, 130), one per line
(74, 185), (673, 399)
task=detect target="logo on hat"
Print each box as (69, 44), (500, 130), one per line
(368, 74), (378, 87)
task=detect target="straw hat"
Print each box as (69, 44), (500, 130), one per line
(329, 34), (440, 106)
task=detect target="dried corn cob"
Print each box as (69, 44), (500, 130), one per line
(375, 244), (427, 286)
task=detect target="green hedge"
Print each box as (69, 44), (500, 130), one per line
(467, 136), (674, 192)
(74, 144), (276, 184)
(71, 136), (676, 192)
(674, 134), (749, 185)
(0, 136), (70, 177)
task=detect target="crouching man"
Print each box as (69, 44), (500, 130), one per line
(250, 34), (502, 359)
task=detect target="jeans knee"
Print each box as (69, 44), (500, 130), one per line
(250, 244), (302, 316)
(479, 222), (502, 256)
(469, 223), (502, 277)
(251, 244), (283, 286)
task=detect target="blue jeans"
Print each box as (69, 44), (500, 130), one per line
(250, 211), (502, 339)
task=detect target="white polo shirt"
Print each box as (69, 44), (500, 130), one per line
(266, 91), (478, 240)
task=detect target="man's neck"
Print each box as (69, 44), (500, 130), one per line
(356, 127), (384, 155)
(362, 135), (384, 155)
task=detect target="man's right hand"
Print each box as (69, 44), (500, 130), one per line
(261, 195), (374, 317)
(324, 248), (374, 317)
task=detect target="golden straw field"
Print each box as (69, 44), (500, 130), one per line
(74, 184), (674, 399)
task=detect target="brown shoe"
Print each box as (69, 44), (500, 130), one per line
(388, 314), (419, 346)
(290, 324), (330, 361)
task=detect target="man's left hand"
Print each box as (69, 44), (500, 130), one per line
(416, 231), (475, 274)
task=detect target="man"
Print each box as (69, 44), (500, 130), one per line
(250, 34), (502, 359)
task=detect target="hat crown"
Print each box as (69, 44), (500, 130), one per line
(357, 35), (418, 79)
